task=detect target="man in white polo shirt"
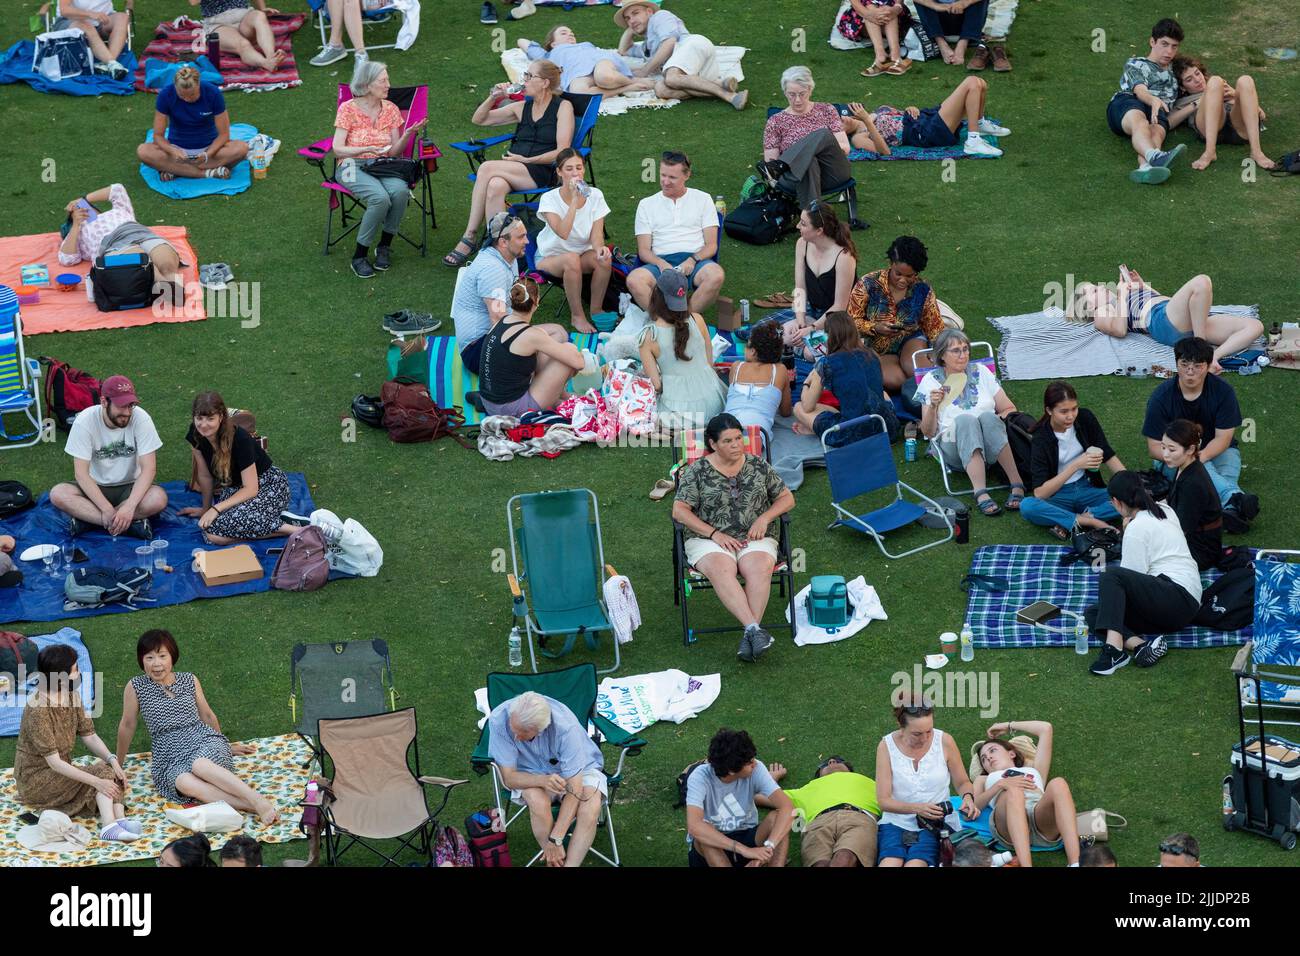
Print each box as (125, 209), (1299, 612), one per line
(626, 151), (726, 314)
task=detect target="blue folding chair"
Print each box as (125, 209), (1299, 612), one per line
(823, 413), (952, 558)
(763, 105), (867, 230)
(0, 286), (43, 451)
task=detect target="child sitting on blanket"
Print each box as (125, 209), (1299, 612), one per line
(842, 75), (1007, 158)
(52, 0), (131, 80)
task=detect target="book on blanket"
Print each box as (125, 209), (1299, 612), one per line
(20, 264), (49, 286)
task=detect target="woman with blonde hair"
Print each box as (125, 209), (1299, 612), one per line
(137, 65), (249, 181)
(517, 25), (653, 96)
(478, 277), (586, 416)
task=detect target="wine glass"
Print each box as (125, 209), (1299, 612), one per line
(61, 542), (75, 568)
(42, 550), (55, 576)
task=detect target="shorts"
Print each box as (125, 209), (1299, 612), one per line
(634, 252), (721, 291)
(54, 17), (112, 36)
(510, 767), (608, 806)
(801, 808), (878, 866)
(877, 822), (940, 866)
(880, 328), (928, 357)
(1192, 109), (1248, 145)
(991, 796), (1059, 849)
(98, 483), (135, 507)
(1145, 300), (1189, 347)
(688, 824), (758, 867)
(460, 336), (486, 376)
(483, 390), (543, 417)
(664, 34), (722, 85)
(204, 8), (252, 32)
(1107, 92), (1170, 136)
(683, 535), (779, 568)
(901, 107), (958, 149)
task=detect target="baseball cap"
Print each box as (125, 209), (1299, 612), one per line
(655, 269), (689, 312)
(101, 375), (139, 406)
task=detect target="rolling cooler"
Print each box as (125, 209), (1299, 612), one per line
(1225, 669), (1300, 850)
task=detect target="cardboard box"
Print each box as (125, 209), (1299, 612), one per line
(713, 296), (741, 331)
(196, 545), (264, 587)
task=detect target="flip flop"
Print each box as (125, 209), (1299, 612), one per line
(649, 478), (674, 501)
(886, 58), (913, 75)
(754, 292), (793, 309)
(1048, 524), (1072, 542)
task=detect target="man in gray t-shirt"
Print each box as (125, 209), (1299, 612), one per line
(685, 727), (794, 867)
(487, 690), (605, 867)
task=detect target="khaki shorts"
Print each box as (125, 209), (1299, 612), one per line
(204, 7), (252, 32)
(801, 809), (878, 866)
(665, 34), (722, 85)
(510, 768), (607, 806)
(683, 535), (778, 568)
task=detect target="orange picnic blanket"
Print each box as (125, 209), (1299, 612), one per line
(0, 228), (205, 335)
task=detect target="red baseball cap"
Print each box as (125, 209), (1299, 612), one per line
(101, 375), (140, 406)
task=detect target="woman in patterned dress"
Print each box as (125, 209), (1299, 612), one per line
(115, 630), (279, 824)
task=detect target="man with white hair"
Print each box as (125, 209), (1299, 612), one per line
(759, 66), (853, 209)
(487, 690), (606, 867)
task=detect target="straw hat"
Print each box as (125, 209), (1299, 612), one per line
(614, 0), (661, 30)
(17, 810), (93, 853)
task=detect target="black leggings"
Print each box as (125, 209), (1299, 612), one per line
(1084, 566), (1200, 640)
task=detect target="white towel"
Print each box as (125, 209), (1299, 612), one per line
(602, 575), (641, 645)
(787, 575), (888, 646)
(390, 0), (420, 51)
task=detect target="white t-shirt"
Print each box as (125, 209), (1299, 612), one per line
(917, 363), (1002, 443)
(536, 186), (611, 258)
(64, 405), (164, 487)
(64, 0), (115, 14)
(1120, 503), (1203, 602)
(634, 187), (716, 258)
(985, 765), (1044, 810)
(1055, 425), (1086, 485)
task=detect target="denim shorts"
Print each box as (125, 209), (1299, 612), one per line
(1107, 92), (1170, 136)
(901, 107), (958, 149)
(1145, 300), (1189, 347)
(634, 251), (721, 290)
(877, 822), (940, 865)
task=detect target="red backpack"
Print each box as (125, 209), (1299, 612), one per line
(271, 526), (330, 592)
(380, 378), (472, 447)
(40, 357), (101, 431)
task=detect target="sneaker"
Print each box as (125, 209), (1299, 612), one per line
(1089, 643), (1130, 676)
(199, 262), (234, 290)
(125, 518), (153, 541)
(1221, 506), (1249, 535)
(100, 823), (139, 842)
(310, 44), (347, 67)
(383, 310), (442, 335)
(108, 60), (128, 82)
(374, 245), (391, 272)
(117, 819), (144, 835)
(749, 627), (775, 659)
(737, 630), (755, 663)
(351, 257), (376, 279)
(1129, 164), (1172, 185)
(280, 510), (311, 528)
(1149, 143), (1186, 169)
(963, 136), (1003, 158)
(67, 516), (91, 538)
(977, 118), (1010, 137)
(1230, 492), (1260, 522)
(354, 50), (368, 62)
(480, 1), (498, 24)
(1134, 635), (1169, 668)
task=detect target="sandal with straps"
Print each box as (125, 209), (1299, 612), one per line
(442, 235), (478, 268)
(1005, 483), (1026, 511)
(1048, 523), (1072, 542)
(973, 489), (1002, 516)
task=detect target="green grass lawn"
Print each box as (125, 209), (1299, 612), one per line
(1, 0), (1298, 867)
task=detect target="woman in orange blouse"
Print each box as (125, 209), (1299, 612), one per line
(846, 236), (944, 392)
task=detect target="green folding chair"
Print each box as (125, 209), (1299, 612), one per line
(507, 488), (622, 674)
(290, 639), (396, 765)
(470, 664), (646, 866)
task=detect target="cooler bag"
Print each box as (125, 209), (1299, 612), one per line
(1228, 734), (1300, 844)
(805, 575), (850, 632)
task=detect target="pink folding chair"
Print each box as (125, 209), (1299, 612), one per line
(298, 83), (441, 256)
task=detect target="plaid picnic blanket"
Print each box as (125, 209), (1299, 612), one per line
(132, 13), (306, 93)
(961, 544), (1251, 649)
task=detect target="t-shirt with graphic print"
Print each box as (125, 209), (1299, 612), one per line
(685, 760), (779, 841)
(674, 455), (787, 542)
(1117, 57), (1179, 108)
(64, 405), (163, 487)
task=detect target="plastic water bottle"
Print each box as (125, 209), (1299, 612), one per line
(618, 291), (631, 316)
(508, 626), (523, 667)
(1222, 779), (1234, 817)
(714, 195), (727, 217)
(252, 144), (268, 180)
(1074, 619), (1090, 655)
(573, 179), (592, 198)
(959, 626), (974, 662)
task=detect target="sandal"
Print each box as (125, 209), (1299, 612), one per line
(442, 235), (478, 268)
(860, 60), (889, 78)
(754, 292), (793, 309)
(1005, 483), (1026, 511)
(1048, 524), (1072, 542)
(649, 478), (674, 501)
(973, 489), (1002, 516)
(886, 58), (913, 75)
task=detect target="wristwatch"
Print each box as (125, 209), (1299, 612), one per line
(549, 836), (564, 847)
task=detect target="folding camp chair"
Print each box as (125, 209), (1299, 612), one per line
(1234, 550), (1300, 720)
(670, 424), (795, 647)
(298, 83), (440, 256)
(306, 0), (407, 55)
(316, 708), (467, 866)
(764, 105), (868, 230)
(470, 664), (646, 866)
(0, 288), (43, 451)
(912, 340), (1009, 498)
(38, 0), (135, 50)
(290, 638), (396, 766)
(823, 413), (952, 558)
(507, 488), (622, 674)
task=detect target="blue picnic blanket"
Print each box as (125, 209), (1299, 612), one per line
(945, 796), (1064, 853)
(0, 628), (93, 737)
(961, 544), (1250, 649)
(140, 122), (257, 200)
(0, 41), (137, 96)
(143, 55), (221, 90)
(0, 472), (348, 625)
(849, 123), (998, 161)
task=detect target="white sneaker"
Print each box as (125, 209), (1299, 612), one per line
(354, 50), (369, 62)
(977, 117), (1010, 136)
(964, 136), (1003, 158)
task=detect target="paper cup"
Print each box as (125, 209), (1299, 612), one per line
(940, 631), (959, 654)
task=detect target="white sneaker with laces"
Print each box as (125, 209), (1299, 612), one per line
(964, 136), (1003, 158)
(977, 117), (1010, 136)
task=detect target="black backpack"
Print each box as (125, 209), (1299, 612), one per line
(673, 759), (708, 808)
(1194, 566), (1254, 631)
(0, 481), (34, 519)
(723, 191), (797, 245)
(1060, 526), (1123, 567)
(90, 252), (158, 312)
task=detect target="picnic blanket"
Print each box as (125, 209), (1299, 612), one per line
(0, 473), (350, 626)
(770, 414), (826, 491)
(0, 628), (92, 738)
(133, 13), (306, 93)
(140, 123), (257, 199)
(849, 128), (1000, 162)
(0, 42), (137, 96)
(960, 544), (1250, 648)
(989, 306), (1264, 380)
(0, 228), (204, 335)
(501, 46), (747, 116)
(1, 734), (311, 867)
(143, 54), (221, 89)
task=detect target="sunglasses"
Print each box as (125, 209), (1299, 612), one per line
(901, 704), (934, 716)
(1158, 842), (1198, 859)
(661, 151), (691, 169)
(488, 215), (521, 242)
(817, 756), (851, 773)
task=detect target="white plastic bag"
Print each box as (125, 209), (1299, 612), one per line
(164, 800), (244, 833)
(309, 508), (384, 577)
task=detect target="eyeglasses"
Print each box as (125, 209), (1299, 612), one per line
(1176, 360), (1207, 371)
(520, 71), (536, 80)
(565, 782), (594, 803)
(817, 756), (850, 773)
(1158, 842), (1198, 859)
(946, 346), (971, 355)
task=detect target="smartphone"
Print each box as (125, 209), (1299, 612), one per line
(72, 548), (89, 564)
(1016, 601), (1062, 626)
(18, 811), (39, 826)
(1119, 264), (1132, 285)
(75, 198), (99, 223)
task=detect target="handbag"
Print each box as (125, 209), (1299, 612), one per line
(165, 800), (245, 833)
(1269, 148), (1300, 176)
(365, 158), (421, 186)
(1076, 808), (1127, 843)
(32, 29), (93, 82)
(1060, 526), (1123, 567)
(1136, 467), (1172, 501)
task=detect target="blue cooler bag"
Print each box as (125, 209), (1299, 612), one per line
(805, 575), (851, 632)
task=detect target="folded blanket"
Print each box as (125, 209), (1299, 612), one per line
(769, 414), (826, 491)
(144, 54), (221, 89)
(0, 42), (137, 96)
(133, 13), (305, 93)
(787, 575), (888, 646)
(989, 305), (1263, 380)
(140, 123), (257, 200)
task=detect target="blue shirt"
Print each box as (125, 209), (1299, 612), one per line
(451, 246), (519, 347)
(630, 9), (689, 58)
(1142, 373), (1242, 450)
(157, 82), (226, 150)
(526, 41), (631, 93)
(487, 695), (603, 777)
(816, 349), (892, 446)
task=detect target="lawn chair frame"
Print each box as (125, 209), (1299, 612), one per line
(0, 290), (43, 451)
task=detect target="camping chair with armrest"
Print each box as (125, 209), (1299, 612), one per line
(306, 0), (408, 55)
(298, 83), (440, 256)
(912, 340), (1009, 498)
(507, 488), (622, 675)
(764, 105), (867, 230)
(316, 708), (467, 866)
(39, 0), (135, 50)
(0, 288), (43, 451)
(823, 413), (952, 558)
(290, 638), (396, 768)
(470, 663), (646, 867)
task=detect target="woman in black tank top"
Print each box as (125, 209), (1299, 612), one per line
(774, 204), (858, 361)
(479, 277), (587, 416)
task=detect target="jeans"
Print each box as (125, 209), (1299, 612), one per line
(914, 0), (990, 42)
(1154, 447), (1241, 506)
(1021, 480), (1119, 529)
(340, 159), (411, 248)
(776, 127), (853, 209)
(1084, 566), (1200, 640)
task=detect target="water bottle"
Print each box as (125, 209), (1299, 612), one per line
(714, 195), (727, 217)
(618, 291), (631, 316)
(959, 626), (974, 662)
(573, 179), (592, 198)
(251, 144), (268, 181)
(508, 626), (523, 667)
(1222, 779), (1234, 817)
(740, 299), (750, 324)
(1074, 618), (1090, 655)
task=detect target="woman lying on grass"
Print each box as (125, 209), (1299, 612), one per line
(841, 76), (1008, 158)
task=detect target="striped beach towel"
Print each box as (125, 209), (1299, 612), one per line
(132, 14), (306, 93)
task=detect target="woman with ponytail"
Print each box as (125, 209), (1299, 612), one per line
(1160, 419), (1223, 570)
(639, 269), (728, 432)
(1084, 470), (1202, 676)
(478, 276), (585, 416)
(178, 392), (296, 545)
(1022, 380), (1127, 540)
(767, 203), (858, 361)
